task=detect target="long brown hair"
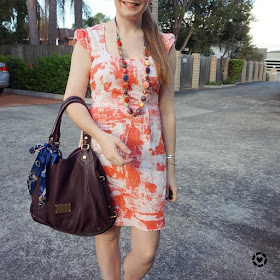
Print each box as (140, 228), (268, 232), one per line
(142, 7), (170, 86)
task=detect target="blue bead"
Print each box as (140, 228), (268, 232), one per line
(146, 67), (150, 74)
(141, 96), (146, 101)
(136, 108), (142, 114)
(124, 90), (128, 94)
(123, 74), (128, 81)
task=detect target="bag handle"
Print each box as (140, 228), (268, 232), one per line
(48, 96), (91, 148)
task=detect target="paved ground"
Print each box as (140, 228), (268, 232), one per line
(0, 82), (279, 279)
(0, 93), (61, 107)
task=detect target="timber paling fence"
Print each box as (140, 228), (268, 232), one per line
(0, 44), (73, 65)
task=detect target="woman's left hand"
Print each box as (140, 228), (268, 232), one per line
(166, 167), (178, 202)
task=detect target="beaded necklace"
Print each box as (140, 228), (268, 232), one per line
(115, 17), (150, 116)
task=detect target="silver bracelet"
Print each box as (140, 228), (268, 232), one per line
(166, 161), (176, 165)
(166, 155), (175, 159)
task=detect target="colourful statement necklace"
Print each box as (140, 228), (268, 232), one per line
(115, 17), (150, 116)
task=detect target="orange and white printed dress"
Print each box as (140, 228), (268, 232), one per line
(73, 23), (175, 231)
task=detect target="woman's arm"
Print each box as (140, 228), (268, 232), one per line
(158, 44), (177, 202)
(63, 41), (132, 167)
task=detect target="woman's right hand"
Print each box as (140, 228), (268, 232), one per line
(97, 131), (133, 167)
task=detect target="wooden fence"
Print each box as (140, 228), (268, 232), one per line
(0, 44), (73, 65)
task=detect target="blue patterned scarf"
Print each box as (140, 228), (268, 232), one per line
(27, 143), (61, 208)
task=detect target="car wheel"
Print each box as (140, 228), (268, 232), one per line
(0, 88), (3, 94)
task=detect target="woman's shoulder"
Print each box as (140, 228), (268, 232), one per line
(160, 32), (176, 52)
(86, 23), (104, 33)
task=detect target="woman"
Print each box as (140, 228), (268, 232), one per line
(63, 0), (177, 279)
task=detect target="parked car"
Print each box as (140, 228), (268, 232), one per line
(0, 62), (10, 94)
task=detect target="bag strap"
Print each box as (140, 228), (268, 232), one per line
(48, 96), (91, 148)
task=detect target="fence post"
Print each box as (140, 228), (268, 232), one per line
(209, 55), (217, 83)
(174, 51), (182, 91)
(241, 61), (246, 83)
(222, 58), (229, 80)
(258, 62), (263, 81)
(269, 67), (277, 82)
(263, 63), (267, 81)
(191, 53), (200, 89)
(248, 61), (253, 82)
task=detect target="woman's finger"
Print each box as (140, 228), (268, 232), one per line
(115, 139), (131, 154)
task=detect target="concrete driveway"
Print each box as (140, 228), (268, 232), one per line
(0, 82), (279, 279)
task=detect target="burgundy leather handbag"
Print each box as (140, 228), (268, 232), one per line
(27, 96), (117, 236)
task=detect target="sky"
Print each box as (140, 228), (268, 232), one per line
(62, 0), (280, 52)
(250, 0), (280, 51)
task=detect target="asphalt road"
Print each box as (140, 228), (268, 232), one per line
(0, 82), (279, 280)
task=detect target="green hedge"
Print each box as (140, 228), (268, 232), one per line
(0, 55), (30, 89)
(27, 54), (71, 94)
(0, 53), (71, 94)
(228, 59), (245, 83)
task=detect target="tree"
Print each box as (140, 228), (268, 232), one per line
(82, 13), (110, 28)
(58, 0), (88, 29)
(74, 0), (82, 29)
(158, 0), (254, 56)
(26, 0), (40, 45)
(217, 0), (254, 59)
(0, 0), (28, 44)
(48, 0), (57, 45)
(158, 0), (192, 42)
(236, 46), (264, 61)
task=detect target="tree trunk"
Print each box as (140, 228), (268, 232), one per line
(74, 0), (83, 29)
(48, 0), (57, 46)
(179, 27), (194, 52)
(151, 0), (158, 23)
(172, 0), (193, 43)
(26, 0), (39, 45)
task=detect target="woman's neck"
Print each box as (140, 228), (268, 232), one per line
(115, 14), (142, 35)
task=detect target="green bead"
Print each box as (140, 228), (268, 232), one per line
(117, 35), (120, 40)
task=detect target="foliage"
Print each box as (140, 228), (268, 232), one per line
(158, 0), (254, 56)
(228, 59), (245, 83)
(0, 55), (30, 89)
(27, 53), (71, 94)
(0, 0), (28, 44)
(206, 81), (223, 86)
(236, 46), (264, 61)
(83, 13), (110, 28)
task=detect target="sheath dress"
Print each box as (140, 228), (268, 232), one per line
(73, 23), (175, 231)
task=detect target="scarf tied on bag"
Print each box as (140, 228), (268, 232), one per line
(27, 143), (61, 208)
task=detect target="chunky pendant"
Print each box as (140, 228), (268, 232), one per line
(115, 17), (150, 117)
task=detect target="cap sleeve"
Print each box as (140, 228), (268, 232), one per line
(73, 28), (92, 57)
(161, 33), (175, 52)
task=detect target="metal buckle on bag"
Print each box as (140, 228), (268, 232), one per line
(99, 175), (106, 182)
(110, 211), (117, 219)
(81, 144), (90, 150)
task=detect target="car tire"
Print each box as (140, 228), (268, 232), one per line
(0, 88), (3, 94)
